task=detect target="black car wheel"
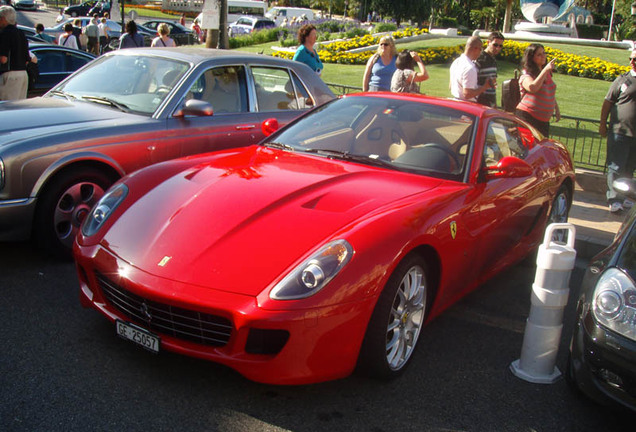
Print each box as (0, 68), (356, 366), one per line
(34, 168), (114, 258)
(358, 255), (430, 378)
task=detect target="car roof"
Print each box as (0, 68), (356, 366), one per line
(103, 47), (300, 66)
(28, 41), (97, 56)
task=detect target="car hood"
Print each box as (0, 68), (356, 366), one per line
(103, 146), (443, 296)
(0, 97), (142, 146)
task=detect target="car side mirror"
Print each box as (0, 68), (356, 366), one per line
(261, 118), (279, 136)
(613, 178), (636, 201)
(173, 99), (214, 118)
(484, 156), (533, 180)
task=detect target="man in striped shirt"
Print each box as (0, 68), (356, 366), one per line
(475, 32), (504, 108)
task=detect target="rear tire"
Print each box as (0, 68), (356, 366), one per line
(357, 255), (431, 379)
(548, 184), (571, 243)
(34, 168), (114, 259)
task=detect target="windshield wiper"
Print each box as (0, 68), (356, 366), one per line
(81, 95), (130, 112)
(264, 142), (296, 151)
(302, 148), (395, 169)
(49, 90), (76, 102)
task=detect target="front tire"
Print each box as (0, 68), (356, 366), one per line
(358, 255), (430, 379)
(34, 168), (114, 259)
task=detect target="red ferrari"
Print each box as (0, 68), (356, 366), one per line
(74, 94), (575, 385)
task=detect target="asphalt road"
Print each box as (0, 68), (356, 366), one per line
(0, 239), (632, 432)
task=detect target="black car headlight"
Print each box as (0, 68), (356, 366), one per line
(592, 268), (636, 342)
(81, 183), (128, 237)
(270, 240), (354, 300)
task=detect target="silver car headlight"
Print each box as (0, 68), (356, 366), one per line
(81, 183), (128, 237)
(0, 157), (4, 190)
(270, 240), (354, 300)
(592, 267), (636, 342)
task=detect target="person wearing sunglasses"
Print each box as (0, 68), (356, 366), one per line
(515, 43), (559, 137)
(599, 50), (636, 213)
(362, 36), (397, 92)
(475, 32), (504, 107)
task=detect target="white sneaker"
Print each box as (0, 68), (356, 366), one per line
(610, 201), (624, 213)
(623, 199), (634, 209)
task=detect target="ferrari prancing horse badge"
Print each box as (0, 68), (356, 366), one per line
(450, 221), (457, 239)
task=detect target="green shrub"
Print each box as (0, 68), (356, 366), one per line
(575, 23), (607, 40)
(374, 22), (397, 33)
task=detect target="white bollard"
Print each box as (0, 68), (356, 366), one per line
(510, 223), (577, 384)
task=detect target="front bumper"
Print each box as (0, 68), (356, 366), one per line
(0, 197), (36, 241)
(75, 243), (375, 385)
(570, 305), (636, 413)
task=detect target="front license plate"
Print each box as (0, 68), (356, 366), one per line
(116, 320), (160, 354)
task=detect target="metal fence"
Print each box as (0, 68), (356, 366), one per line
(325, 82), (606, 173)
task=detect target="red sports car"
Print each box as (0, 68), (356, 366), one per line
(74, 94), (575, 385)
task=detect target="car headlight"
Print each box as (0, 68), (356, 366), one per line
(592, 267), (636, 342)
(81, 183), (128, 237)
(270, 240), (354, 300)
(0, 157), (4, 190)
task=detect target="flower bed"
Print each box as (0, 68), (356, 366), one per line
(273, 32), (629, 82)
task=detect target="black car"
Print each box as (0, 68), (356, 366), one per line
(28, 42), (96, 97)
(568, 177), (636, 413)
(64, 1), (96, 17)
(141, 19), (197, 46)
(88, 1), (110, 16)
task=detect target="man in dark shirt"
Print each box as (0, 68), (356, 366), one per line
(0, 5), (29, 100)
(600, 48), (636, 212)
(475, 31), (504, 108)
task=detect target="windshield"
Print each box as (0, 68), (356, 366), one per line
(51, 54), (190, 115)
(267, 96), (476, 180)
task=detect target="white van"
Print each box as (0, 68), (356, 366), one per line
(266, 6), (314, 25)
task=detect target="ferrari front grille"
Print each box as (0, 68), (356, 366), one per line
(96, 272), (233, 347)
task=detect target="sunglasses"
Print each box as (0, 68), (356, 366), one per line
(630, 57), (636, 62)
(492, 43), (503, 48)
(380, 43), (389, 46)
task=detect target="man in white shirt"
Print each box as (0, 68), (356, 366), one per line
(449, 36), (494, 102)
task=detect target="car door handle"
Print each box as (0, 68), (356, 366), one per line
(235, 124), (256, 130)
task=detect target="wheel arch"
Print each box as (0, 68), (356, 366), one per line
(401, 244), (442, 313)
(32, 153), (125, 198)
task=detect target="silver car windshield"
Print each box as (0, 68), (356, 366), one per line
(52, 55), (190, 116)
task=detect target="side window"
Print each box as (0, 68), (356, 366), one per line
(67, 53), (93, 72)
(484, 118), (528, 166)
(252, 66), (306, 111)
(186, 66), (248, 114)
(36, 51), (65, 73)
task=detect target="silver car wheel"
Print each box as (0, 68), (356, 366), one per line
(53, 181), (106, 249)
(548, 186), (570, 243)
(385, 265), (426, 371)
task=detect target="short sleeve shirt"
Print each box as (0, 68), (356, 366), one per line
(605, 71), (636, 137)
(450, 54), (478, 101)
(475, 51), (497, 107)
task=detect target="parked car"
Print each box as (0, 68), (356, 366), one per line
(14, 0), (37, 10)
(63, 1), (95, 17)
(87, 1), (110, 17)
(28, 42), (96, 97)
(229, 15), (275, 37)
(567, 177), (636, 413)
(74, 93), (575, 385)
(141, 19), (197, 46)
(0, 48), (334, 257)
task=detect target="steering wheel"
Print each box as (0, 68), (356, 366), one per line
(155, 86), (172, 97)
(420, 143), (460, 170)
